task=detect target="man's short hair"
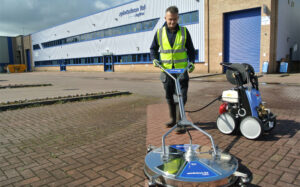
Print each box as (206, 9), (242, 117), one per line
(166, 6), (179, 14)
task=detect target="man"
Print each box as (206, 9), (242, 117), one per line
(150, 6), (196, 134)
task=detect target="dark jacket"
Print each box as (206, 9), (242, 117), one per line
(150, 23), (195, 63)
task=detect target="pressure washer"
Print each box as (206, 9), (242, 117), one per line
(144, 62), (250, 187)
(216, 63), (276, 140)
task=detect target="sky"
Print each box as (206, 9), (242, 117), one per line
(0, 0), (132, 37)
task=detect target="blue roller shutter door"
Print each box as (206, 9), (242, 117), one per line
(224, 8), (261, 72)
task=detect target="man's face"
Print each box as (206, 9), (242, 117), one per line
(165, 11), (179, 30)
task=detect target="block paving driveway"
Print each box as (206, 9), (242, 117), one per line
(0, 72), (299, 186)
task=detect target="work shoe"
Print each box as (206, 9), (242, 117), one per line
(165, 121), (176, 128)
(175, 126), (186, 134)
(166, 103), (176, 128)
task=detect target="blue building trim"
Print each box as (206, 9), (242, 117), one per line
(67, 63), (104, 66)
(114, 61), (151, 65)
(0, 63), (9, 67)
(35, 61), (204, 67)
(34, 49), (203, 67)
(7, 37), (14, 64)
(30, 0), (140, 35)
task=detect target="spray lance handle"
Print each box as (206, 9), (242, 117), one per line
(153, 59), (162, 67)
(154, 60), (192, 81)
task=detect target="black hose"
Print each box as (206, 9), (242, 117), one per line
(186, 95), (222, 113)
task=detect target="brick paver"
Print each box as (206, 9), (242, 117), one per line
(0, 72), (299, 186)
(0, 94), (158, 187)
(146, 104), (210, 147)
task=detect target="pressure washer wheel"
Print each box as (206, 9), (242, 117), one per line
(240, 117), (263, 140)
(264, 112), (277, 132)
(217, 113), (236, 135)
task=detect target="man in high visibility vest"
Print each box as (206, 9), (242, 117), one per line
(150, 6), (196, 134)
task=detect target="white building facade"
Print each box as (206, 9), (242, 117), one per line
(31, 0), (205, 72)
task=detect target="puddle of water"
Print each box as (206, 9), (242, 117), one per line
(260, 82), (300, 87)
(260, 82), (280, 85)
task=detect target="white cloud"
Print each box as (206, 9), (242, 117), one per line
(94, 1), (108, 10)
(25, 0), (36, 9)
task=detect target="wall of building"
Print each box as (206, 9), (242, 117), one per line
(11, 35), (33, 71)
(114, 64), (157, 72)
(208, 0), (277, 73)
(276, 0), (300, 61)
(34, 63), (207, 73)
(34, 66), (60, 72)
(0, 37), (10, 64)
(0, 36), (15, 72)
(13, 37), (24, 65)
(112, 64), (209, 73)
(23, 35), (33, 71)
(66, 65), (104, 72)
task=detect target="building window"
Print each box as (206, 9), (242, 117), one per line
(80, 34), (85, 41)
(86, 33), (92, 40)
(41, 18), (159, 48)
(132, 55), (136, 62)
(99, 30), (104, 38)
(34, 53), (153, 67)
(33, 44), (41, 50)
(190, 11), (199, 23)
(179, 11), (199, 25)
(104, 29), (112, 37)
(195, 50), (199, 62)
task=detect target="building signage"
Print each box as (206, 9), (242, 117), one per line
(261, 16), (270, 25)
(119, 5), (146, 17)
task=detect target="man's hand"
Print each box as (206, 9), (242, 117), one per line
(188, 63), (195, 73)
(153, 59), (160, 67)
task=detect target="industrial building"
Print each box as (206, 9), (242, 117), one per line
(0, 35), (32, 72)
(30, 0), (300, 73)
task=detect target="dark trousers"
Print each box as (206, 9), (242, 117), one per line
(160, 71), (189, 105)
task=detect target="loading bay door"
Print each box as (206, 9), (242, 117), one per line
(224, 8), (261, 72)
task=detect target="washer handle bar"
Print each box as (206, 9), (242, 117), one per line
(154, 61), (189, 121)
(154, 61), (217, 159)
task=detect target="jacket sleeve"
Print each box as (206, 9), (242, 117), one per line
(150, 31), (160, 61)
(185, 29), (196, 63)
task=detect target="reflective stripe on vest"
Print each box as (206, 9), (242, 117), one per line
(157, 26), (188, 69)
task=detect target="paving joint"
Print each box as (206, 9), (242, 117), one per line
(0, 83), (52, 89)
(0, 91), (131, 112)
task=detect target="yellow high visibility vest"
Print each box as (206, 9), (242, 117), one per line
(157, 26), (188, 69)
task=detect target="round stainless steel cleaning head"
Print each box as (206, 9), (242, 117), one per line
(144, 144), (239, 187)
